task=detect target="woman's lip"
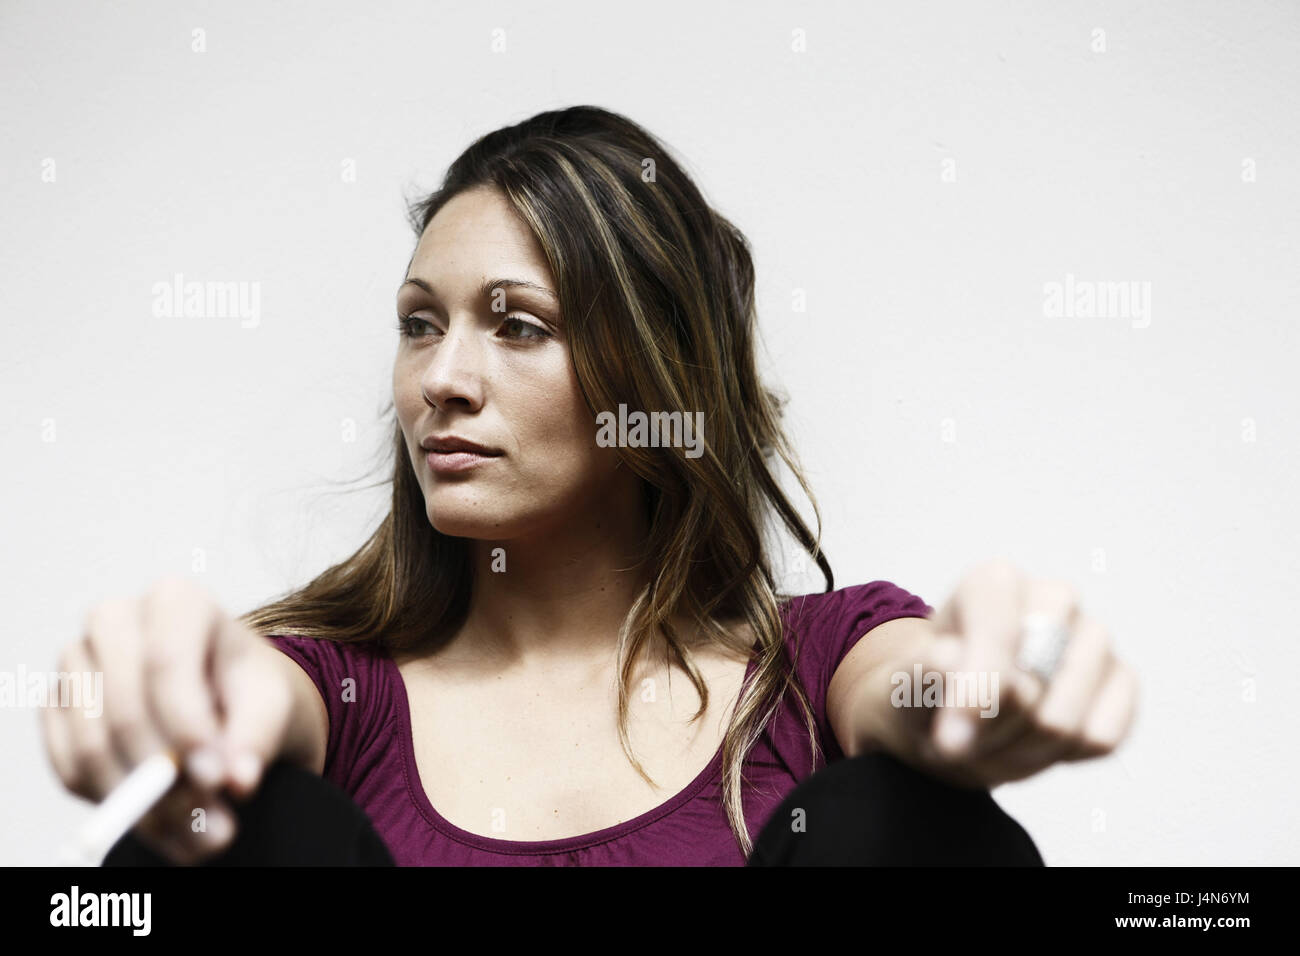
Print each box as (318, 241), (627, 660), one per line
(425, 450), (501, 474)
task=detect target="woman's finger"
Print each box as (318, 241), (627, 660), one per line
(1029, 610), (1113, 743)
(932, 559), (1027, 671)
(1008, 577), (1085, 711)
(929, 560), (1029, 755)
(209, 624), (296, 800)
(85, 597), (172, 770)
(907, 632), (1027, 760)
(59, 637), (130, 800)
(140, 578), (224, 759)
(39, 666), (83, 796)
(1062, 659), (1141, 760)
(951, 586), (1101, 773)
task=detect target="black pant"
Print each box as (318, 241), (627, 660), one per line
(103, 753), (1044, 867)
(102, 761), (396, 866)
(746, 751), (1045, 866)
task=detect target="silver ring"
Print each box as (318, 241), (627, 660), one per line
(1016, 612), (1071, 684)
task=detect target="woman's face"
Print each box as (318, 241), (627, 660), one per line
(393, 185), (628, 541)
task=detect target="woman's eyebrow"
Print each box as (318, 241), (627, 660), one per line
(398, 276), (558, 302)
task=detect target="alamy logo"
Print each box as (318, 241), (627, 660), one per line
(151, 272), (261, 328)
(595, 404), (706, 459)
(1, 665), (102, 717)
(50, 885), (151, 936)
(890, 663), (1000, 718)
(1042, 273), (1151, 328)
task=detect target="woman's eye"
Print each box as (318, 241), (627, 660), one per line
(499, 315), (551, 340)
(395, 315), (437, 338)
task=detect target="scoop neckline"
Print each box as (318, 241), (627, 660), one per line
(385, 644), (762, 855)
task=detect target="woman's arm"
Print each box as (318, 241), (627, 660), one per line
(827, 616), (939, 759)
(252, 639), (328, 777)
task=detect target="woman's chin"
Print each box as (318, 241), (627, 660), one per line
(424, 503), (516, 540)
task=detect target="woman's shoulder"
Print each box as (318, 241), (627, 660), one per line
(689, 581), (933, 659)
(780, 580), (933, 624)
(261, 629), (385, 654)
(259, 630), (390, 686)
(688, 581), (932, 673)
(779, 579), (934, 669)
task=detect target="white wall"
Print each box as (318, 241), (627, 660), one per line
(2, 0), (1296, 865)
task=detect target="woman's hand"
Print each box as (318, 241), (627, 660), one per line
(865, 559), (1139, 789)
(40, 576), (298, 863)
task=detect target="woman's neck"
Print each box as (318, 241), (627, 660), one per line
(450, 471), (664, 671)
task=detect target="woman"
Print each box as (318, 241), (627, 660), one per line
(50, 105), (1138, 867)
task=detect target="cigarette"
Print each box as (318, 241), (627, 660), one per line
(60, 749), (181, 866)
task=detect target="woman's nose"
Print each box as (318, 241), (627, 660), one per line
(419, 322), (485, 411)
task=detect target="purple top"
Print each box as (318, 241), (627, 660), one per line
(264, 580), (932, 865)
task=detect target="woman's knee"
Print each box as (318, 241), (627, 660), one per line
(103, 761), (395, 866)
(748, 752), (1045, 866)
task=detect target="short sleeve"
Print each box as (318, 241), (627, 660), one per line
(262, 632), (394, 793)
(781, 581), (933, 762)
